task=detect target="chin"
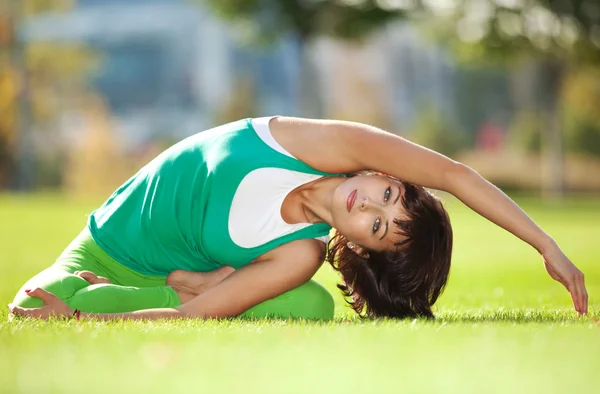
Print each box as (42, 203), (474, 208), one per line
(333, 186), (348, 209)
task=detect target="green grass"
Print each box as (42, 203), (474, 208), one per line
(1, 193), (599, 394)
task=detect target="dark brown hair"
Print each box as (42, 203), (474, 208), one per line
(325, 180), (453, 319)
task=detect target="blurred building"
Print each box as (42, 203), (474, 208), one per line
(20, 0), (509, 151)
(20, 0), (304, 150)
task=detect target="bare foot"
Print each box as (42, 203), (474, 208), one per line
(166, 266), (235, 297)
(74, 270), (111, 285)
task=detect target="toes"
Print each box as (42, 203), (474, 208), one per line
(74, 270), (104, 284)
(75, 270), (94, 278)
(219, 266), (236, 276)
(166, 270), (187, 285)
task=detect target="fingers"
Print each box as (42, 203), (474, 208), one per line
(574, 273), (587, 315)
(545, 258), (587, 315)
(581, 282), (589, 315)
(566, 272), (588, 315)
(577, 273), (588, 315)
(568, 287), (581, 315)
(26, 288), (59, 305)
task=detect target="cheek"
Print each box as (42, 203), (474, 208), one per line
(344, 215), (372, 239)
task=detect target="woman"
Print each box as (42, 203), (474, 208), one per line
(8, 116), (588, 321)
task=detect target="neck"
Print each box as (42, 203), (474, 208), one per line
(297, 176), (345, 226)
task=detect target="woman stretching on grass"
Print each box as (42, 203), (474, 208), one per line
(9, 116), (588, 321)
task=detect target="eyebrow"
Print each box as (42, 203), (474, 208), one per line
(379, 186), (401, 240)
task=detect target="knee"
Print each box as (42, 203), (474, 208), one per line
(296, 280), (335, 321)
(309, 280), (335, 320)
(240, 279), (335, 321)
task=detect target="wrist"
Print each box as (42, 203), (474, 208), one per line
(536, 235), (557, 255)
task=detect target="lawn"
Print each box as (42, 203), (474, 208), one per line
(0, 193), (598, 394)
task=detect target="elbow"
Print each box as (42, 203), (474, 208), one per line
(450, 161), (474, 175)
(175, 305), (204, 319)
(442, 161), (477, 193)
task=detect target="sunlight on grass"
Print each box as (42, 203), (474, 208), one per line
(1, 193), (599, 394)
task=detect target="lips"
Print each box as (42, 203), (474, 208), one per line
(347, 189), (357, 212)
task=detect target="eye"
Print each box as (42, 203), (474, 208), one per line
(384, 187), (391, 202)
(373, 217), (381, 234)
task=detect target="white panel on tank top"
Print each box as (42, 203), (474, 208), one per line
(228, 168), (323, 248)
(251, 117), (296, 158)
(227, 117), (330, 248)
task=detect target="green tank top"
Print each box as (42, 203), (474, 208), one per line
(88, 118), (335, 276)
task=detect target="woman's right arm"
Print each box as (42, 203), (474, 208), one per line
(9, 239), (325, 321)
(270, 117), (588, 314)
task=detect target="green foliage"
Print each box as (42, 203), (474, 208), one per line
(215, 76), (260, 124)
(509, 110), (543, 153)
(0, 1), (98, 189)
(564, 117), (600, 156)
(202, 0), (407, 42)
(22, 0), (75, 15)
(562, 67), (600, 156)
(425, 1), (600, 196)
(433, 0), (600, 66)
(201, 0), (409, 120)
(410, 105), (468, 157)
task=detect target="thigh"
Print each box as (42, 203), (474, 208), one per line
(240, 279), (334, 321)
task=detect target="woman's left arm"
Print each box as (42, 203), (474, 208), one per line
(434, 164), (587, 315)
(273, 117), (588, 314)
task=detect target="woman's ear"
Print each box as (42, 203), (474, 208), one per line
(347, 242), (370, 259)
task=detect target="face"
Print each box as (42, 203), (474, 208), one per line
(331, 175), (406, 253)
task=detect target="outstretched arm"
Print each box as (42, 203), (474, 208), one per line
(8, 239), (324, 321)
(271, 117), (588, 314)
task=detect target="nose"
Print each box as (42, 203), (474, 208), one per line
(359, 196), (382, 212)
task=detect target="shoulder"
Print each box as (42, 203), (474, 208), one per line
(267, 116), (459, 191)
(267, 116), (366, 174)
(259, 238), (326, 269)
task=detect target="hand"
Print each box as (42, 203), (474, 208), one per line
(542, 243), (588, 315)
(8, 288), (75, 320)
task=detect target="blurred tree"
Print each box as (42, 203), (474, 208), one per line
(202, 0), (409, 118)
(0, 0), (97, 190)
(0, 1), (20, 189)
(411, 104), (467, 158)
(562, 66), (600, 156)
(215, 76), (260, 125)
(509, 109), (543, 154)
(64, 95), (128, 198)
(426, 0), (600, 197)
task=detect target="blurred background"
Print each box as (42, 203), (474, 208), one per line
(1, 0), (600, 199)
